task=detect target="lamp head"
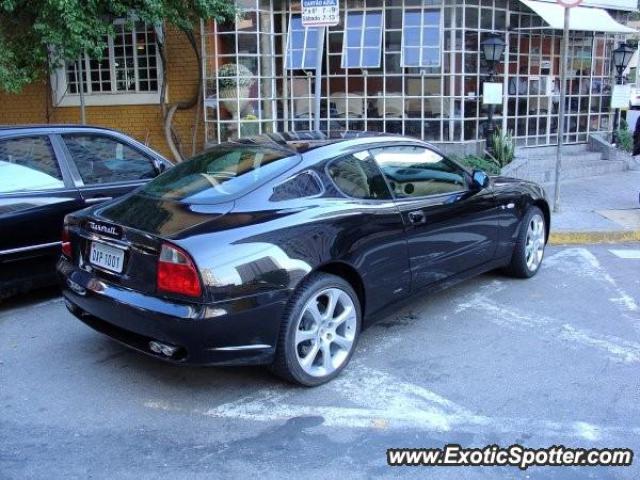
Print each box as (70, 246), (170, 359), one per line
(613, 43), (634, 75)
(481, 35), (506, 64)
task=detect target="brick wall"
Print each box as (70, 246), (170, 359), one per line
(0, 25), (203, 160)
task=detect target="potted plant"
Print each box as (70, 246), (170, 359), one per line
(489, 129), (515, 167)
(240, 114), (260, 138)
(217, 63), (255, 120)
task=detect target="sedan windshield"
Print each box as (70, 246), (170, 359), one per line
(140, 145), (299, 203)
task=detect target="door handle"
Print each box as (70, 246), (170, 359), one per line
(407, 210), (426, 225)
(84, 196), (113, 205)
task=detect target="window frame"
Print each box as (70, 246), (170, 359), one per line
(340, 10), (384, 70)
(50, 20), (163, 107)
(324, 148), (394, 202)
(370, 144), (471, 202)
(285, 14), (325, 71)
(58, 133), (159, 187)
(400, 7), (442, 69)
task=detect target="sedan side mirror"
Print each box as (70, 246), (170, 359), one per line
(154, 159), (167, 176)
(471, 169), (490, 190)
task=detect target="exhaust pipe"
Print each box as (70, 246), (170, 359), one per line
(149, 340), (178, 357)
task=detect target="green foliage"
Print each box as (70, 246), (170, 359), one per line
(620, 117), (629, 131)
(616, 127), (633, 153)
(0, 0), (237, 93)
(615, 117), (633, 153)
(457, 155), (501, 175)
(490, 129), (515, 167)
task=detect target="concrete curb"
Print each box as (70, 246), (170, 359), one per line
(549, 230), (640, 245)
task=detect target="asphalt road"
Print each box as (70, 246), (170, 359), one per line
(1, 244), (639, 480)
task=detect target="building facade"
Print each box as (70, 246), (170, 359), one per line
(203, 0), (637, 155)
(0, 0), (637, 159)
(0, 25), (202, 159)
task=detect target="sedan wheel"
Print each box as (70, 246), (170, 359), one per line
(271, 273), (361, 386)
(524, 213), (545, 272)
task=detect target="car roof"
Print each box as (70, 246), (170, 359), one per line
(0, 124), (170, 161)
(0, 124), (127, 137)
(230, 130), (413, 154)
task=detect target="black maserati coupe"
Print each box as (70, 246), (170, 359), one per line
(58, 131), (549, 386)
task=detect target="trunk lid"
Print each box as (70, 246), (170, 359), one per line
(96, 192), (234, 238)
(70, 193), (233, 299)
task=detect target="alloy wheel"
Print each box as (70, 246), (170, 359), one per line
(294, 287), (357, 378)
(525, 213), (545, 272)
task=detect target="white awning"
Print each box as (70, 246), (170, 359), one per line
(518, 0), (637, 33)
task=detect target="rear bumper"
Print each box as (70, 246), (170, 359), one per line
(57, 257), (288, 366)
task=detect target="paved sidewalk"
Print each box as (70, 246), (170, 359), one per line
(542, 169), (640, 243)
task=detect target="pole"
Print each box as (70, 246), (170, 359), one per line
(77, 55), (86, 125)
(553, 7), (570, 213)
(486, 67), (495, 156)
(637, 41), (640, 89)
(313, 27), (325, 132)
(612, 71), (622, 144)
(501, 24), (510, 136)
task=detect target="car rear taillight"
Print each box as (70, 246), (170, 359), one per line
(61, 226), (72, 258)
(157, 243), (202, 298)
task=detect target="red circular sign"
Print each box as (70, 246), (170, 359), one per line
(556, 0), (583, 7)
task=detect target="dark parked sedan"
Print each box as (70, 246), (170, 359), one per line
(58, 131), (549, 386)
(0, 125), (171, 299)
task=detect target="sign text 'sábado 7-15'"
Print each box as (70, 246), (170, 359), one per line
(302, 0), (340, 27)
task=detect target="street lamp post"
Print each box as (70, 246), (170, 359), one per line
(480, 35), (506, 156)
(611, 42), (634, 144)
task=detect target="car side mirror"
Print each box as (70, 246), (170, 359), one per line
(154, 160), (167, 175)
(471, 169), (490, 190)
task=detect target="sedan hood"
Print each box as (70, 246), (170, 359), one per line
(93, 192), (234, 238)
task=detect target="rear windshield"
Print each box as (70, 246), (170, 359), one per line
(140, 145), (299, 203)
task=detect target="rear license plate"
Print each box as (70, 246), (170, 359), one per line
(89, 241), (125, 273)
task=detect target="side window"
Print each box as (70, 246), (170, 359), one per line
(63, 134), (157, 185)
(328, 151), (392, 200)
(270, 171), (323, 201)
(0, 136), (65, 193)
(371, 146), (467, 198)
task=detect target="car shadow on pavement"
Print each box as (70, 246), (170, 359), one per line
(0, 286), (60, 312)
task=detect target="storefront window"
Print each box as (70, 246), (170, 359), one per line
(202, 0), (623, 148)
(506, 3), (619, 147)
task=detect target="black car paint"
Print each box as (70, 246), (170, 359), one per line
(58, 134), (549, 366)
(0, 126), (171, 297)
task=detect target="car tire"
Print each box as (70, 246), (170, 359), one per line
(270, 273), (362, 387)
(504, 206), (546, 279)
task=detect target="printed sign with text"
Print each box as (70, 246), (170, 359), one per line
(302, 0), (340, 27)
